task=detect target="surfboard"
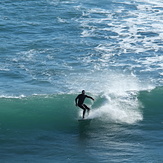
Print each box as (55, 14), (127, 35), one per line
(78, 118), (92, 122)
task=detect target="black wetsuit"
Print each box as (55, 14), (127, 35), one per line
(76, 94), (90, 109)
(75, 93), (94, 118)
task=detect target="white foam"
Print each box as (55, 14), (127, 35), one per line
(77, 0), (163, 58)
(89, 94), (143, 124)
(136, 55), (163, 73)
(57, 17), (67, 23)
(136, 0), (163, 6)
(0, 94), (26, 99)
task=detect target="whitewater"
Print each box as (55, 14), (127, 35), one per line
(0, 0), (163, 162)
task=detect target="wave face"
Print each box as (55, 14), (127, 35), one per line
(0, 86), (162, 131)
(0, 94), (77, 130)
(138, 86), (163, 125)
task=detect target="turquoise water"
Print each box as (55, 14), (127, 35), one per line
(1, 0), (163, 162)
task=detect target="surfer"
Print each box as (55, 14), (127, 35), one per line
(75, 90), (94, 119)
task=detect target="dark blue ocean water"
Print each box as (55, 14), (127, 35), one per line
(0, 0), (163, 162)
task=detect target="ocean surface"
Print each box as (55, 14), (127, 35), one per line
(0, 0), (163, 162)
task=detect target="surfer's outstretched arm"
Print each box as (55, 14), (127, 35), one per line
(86, 95), (94, 101)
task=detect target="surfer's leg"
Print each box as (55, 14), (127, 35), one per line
(78, 105), (86, 119)
(83, 109), (86, 119)
(83, 104), (90, 115)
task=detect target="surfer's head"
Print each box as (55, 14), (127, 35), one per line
(82, 90), (85, 95)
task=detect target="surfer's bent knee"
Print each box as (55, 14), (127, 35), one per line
(78, 104), (85, 110)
